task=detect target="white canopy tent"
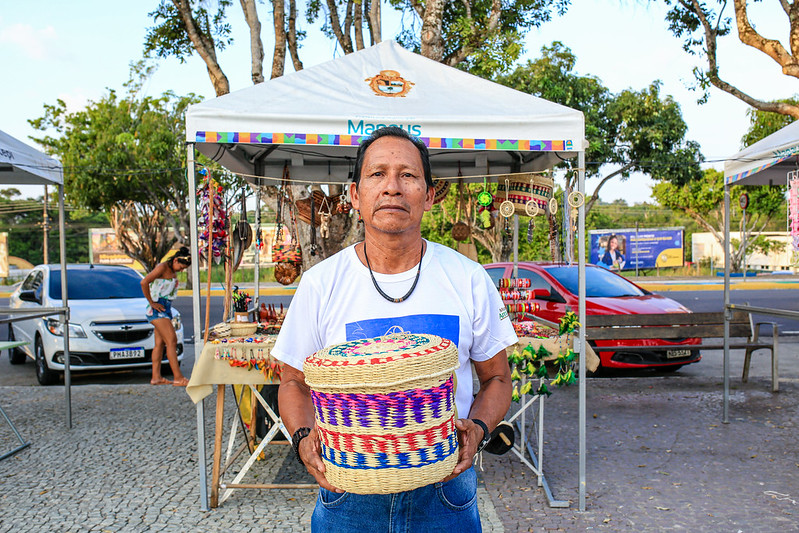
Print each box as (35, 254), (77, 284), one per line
(721, 121), (799, 421)
(184, 40), (589, 509)
(0, 130), (72, 428)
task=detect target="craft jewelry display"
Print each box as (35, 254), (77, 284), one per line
(210, 335), (281, 381)
(303, 333), (459, 495)
(197, 171), (227, 264)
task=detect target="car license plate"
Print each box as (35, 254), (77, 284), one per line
(110, 347), (145, 360)
(666, 349), (691, 359)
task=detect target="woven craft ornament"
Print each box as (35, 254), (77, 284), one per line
(432, 179), (451, 204)
(493, 174), (554, 217)
(304, 333), (459, 494)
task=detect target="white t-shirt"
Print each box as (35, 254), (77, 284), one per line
(271, 240), (518, 417)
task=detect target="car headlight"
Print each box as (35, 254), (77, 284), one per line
(45, 318), (87, 338)
(171, 315), (182, 331)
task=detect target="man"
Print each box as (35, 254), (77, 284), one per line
(272, 126), (516, 532)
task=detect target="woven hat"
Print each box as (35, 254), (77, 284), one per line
(304, 333), (460, 494)
(432, 179), (450, 204)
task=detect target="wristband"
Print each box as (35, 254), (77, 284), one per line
(291, 427), (311, 465)
(471, 418), (491, 453)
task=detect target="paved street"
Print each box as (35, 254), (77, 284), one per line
(1, 340), (797, 532)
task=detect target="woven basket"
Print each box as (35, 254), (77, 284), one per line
(493, 174), (554, 217)
(229, 322), (258, 337)
(303, 333), (460, 495)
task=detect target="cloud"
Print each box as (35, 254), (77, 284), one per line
(0, 23), (58, 60)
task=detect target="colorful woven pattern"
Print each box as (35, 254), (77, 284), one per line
(493, 175), (554, 217)
(304, 333), (459, 494)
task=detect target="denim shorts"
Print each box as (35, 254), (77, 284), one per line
(311, 467), (480, 533)
(146, 298), (173, 322)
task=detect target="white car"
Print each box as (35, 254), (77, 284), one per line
(8, 264), (184, 385)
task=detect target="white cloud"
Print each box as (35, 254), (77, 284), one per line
(0, 23), (58, 60)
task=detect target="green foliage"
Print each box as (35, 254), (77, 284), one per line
(144, 0), (234, 62)
(497, 43), (702, 185)
(389, 0), (570, 78)
(652, 168), (786, 270)
(0, 193), (109, 265)
(742, 100), (798, 148)
(30, 89), (201, 212)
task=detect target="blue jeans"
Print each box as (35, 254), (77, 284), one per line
(311, 467), (481, 533)
(146, 298), (173, 322)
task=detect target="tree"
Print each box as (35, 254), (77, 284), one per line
(652, 168), (785, 271)
(662, 0), (799, 119)
(29, 89), (201, 271)
(741, 98), (798, 148)
(494, 42), (702, 259)
(499, 43), (703, 203)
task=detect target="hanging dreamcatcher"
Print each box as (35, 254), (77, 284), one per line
(476, 177), (494, 229)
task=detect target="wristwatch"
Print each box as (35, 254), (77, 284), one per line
(291, 426), (311, 465)
(471, 418), (491, 453)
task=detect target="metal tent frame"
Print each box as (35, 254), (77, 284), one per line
(0, 129), (71, 439)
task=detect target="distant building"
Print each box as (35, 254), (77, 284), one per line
(691, 232), (797, 272)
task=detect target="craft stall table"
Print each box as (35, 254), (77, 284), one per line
(502, 329), (599, 508)
(187, 334), (316, 507)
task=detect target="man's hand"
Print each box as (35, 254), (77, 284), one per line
(298, 427), (344, 493)
(440, 418), (483, 482)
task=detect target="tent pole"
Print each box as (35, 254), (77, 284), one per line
(187, 144), (209, 510)
(58, 183), (71, 429)
(254, 185), (261, 308)
(512, 214), (518, 277)
(577, 153), (587, 511)
(723, 184), (731, 423)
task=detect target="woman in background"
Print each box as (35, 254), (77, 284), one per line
(601, 235), (626, 271)
(141, 246), (191, 386)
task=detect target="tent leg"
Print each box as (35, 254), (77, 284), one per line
(58, 183), (71, 429)
(723, 185), (731, 423)
(187, 144), (210, 510)
(577, 154), (587, 511)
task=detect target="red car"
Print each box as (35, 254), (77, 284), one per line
(484, 262), (701, 371)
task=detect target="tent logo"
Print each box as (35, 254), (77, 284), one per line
(365, 70), (415, 97)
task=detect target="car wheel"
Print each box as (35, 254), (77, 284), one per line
(35, 336), (59, 386)
(8, 324), (27, 365)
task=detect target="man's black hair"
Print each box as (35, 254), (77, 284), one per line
(351, 126), (433, 188)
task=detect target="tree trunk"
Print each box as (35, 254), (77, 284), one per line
(110, 202), (177, 272)
(240, 0), (265, 84)
(419, 0), (446, 61)
(367, 0), (381, 45)
(271, 0), (287, 78)
(172, 0), (230, 96)
(287, 0), (303, 71)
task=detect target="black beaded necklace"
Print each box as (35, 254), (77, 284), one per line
(362, 240), (424, 303)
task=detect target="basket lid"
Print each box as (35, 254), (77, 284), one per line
(303, 333), (459, 390)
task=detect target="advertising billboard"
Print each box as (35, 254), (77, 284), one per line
(0, 232), (7, 278)
(590, 227), (684, 271)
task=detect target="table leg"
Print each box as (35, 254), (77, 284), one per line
(210, 384), (225, 508)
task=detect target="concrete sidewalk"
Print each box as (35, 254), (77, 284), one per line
(0, 344), (796, 532)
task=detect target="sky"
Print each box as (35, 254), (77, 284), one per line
(1, 1), (795, 203)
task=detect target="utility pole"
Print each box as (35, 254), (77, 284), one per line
(43, 185), (49, 264)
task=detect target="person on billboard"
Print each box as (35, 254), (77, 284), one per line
(141, 246), (191, 386)
(600, 234), (626, 270)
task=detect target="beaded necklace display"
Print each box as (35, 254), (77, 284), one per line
(363, 241), (424, 303)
